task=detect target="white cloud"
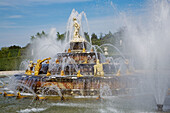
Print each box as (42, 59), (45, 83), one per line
(8, 15), (22, 19)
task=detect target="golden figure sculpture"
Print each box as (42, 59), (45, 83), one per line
(60, 70), (65, 76)
(16, 92), (25, 99)
(83, 59), (88, 64)
(34, 57), (51, 76)
(68, 48), (71, 53)
(91, 48), (94, 52)
(29, 61), (34, 70)
(77, 70), (83, 77)
(35, 95), (46, 100)
(3, 91), (15, 97)
(56, 59), (60, 64)
(71, 17), (86, 43)
(94, 59), (104, 77)
(46, 70), (51, 76)
(82, 48), (86, 53)
(73, 18), (81, 39)
(25, 70), (30, 75)
(25, 61), (35, 75)
(46, 60), (49, 64)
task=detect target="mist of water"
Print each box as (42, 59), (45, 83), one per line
(30, 28), (63, 60)
(112, 0), (170, 106)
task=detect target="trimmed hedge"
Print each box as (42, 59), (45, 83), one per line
(0, 57), (25, 71)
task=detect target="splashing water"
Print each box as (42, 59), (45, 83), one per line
(41, 83), (62, 97)
(65, 9), (91, 50)
(31, 28), (63, 60)
(112, 0), (170, 107)
(19, 60), (30, 70)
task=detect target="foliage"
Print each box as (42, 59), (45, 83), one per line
(31, 31), (47, 41)
(0, 57), (25, 71)
(0, 45), (22, 58)
(0, 45), (28, 70)
(8, 52), (11, 58)
(57, 32), (65, 41)
(91, 33), (101, 45)
(84, 32), (90, 42)
(18, 50), (21, 56)
(9, 45), (21, 49)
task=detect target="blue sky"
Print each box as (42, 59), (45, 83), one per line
(0, 0), (145, 48)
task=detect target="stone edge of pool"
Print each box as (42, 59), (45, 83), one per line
(0, 71), (25, 76)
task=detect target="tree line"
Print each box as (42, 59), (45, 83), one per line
(30, 28), (125, 46)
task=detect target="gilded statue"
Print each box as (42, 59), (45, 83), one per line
(25, 61), (35, 75)
(34, 57), (51, 76)
(94, 59), (104, 77)
(73, 18), (81, 39)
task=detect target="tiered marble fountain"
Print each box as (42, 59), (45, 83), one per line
(3, 11), (134, 101)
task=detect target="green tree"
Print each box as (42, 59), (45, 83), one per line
(91, 33), (101, 45)
(41, 31), (47, 37)
(9, 45), (21, 49)
(0, 47), (9, 58)
(42, 31), (45, 35)
(31, 36), (36, 41)
(8, 52), (11, 58)
(57, 32), (61, 40)
(18, 49), (21, 56)
(84, 32), (90, 42)
(36, 32), (41, 38)
(31, 31), (47, 41)
(91, 33), (97, 40)
(57, 32), (65, 41)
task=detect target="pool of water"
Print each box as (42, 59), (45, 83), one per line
(0, 75), (170, 113)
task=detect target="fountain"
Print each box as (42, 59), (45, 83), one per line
(0, 1), (170, 112)
(0, 9), (138, 102)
